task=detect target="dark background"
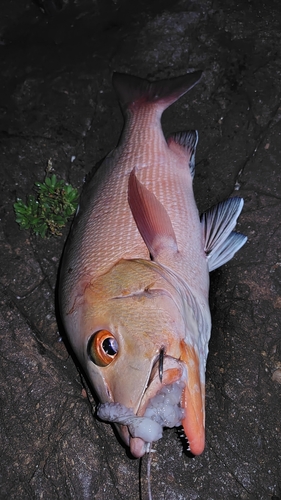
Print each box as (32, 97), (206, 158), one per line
(0, 0), (280, 498)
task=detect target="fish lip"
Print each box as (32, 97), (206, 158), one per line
(135, 354), (186, 418)
(110, 355), (186, 457)
(126, 355), (186, 458)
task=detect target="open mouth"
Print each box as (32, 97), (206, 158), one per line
(136, 353), (186, 416)
(128, 354), (186, 457)
(97, 353), (187, 458)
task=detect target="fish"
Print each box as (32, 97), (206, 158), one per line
(59, 70), (247, 459)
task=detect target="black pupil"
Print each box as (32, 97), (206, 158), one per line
(102, 337), (118, 356)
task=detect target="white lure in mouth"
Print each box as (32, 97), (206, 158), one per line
(97, 380), (185, 445)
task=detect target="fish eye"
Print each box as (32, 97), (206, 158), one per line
(87, 330), (118, 367)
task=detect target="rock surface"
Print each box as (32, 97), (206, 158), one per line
(0, 0), (280, 498)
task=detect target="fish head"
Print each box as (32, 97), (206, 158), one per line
(62, 258), (206, 457)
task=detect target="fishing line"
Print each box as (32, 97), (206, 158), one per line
(140, 443), (155, 500)
(146, 443), (153, 500)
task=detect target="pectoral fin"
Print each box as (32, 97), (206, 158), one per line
(128, 169), (178, 260)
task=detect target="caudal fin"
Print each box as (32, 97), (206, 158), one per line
(112, 70), (202, 115)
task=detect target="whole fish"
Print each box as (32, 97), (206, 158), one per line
(59, 70), (247, 458)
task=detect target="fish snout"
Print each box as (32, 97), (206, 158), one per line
(130, 437), (149, 458)
(128, 356), (186, 457)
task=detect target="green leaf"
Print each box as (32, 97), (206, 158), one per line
(14, 169), (79, 238)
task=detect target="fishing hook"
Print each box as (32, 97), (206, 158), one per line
(159, 347), (165, 383)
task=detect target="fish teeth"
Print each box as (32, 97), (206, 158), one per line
(176, 426), (191, 452)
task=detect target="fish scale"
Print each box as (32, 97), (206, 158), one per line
(59, 70), (247, 459)
(135, 150), (207, 296)
(62, 96), (201, 306)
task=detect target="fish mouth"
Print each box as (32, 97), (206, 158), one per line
(97, 345), (205, 458)
(129, 342), (206, 458)
(128, 354), (186, 458)
(137, 354), (185, 416)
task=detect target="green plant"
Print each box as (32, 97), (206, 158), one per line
(14, 169), (79, 238)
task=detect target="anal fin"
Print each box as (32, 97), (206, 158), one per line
(128, 169), (178, 260)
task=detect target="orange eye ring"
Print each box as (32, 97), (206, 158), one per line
(87, 330), (118, 367)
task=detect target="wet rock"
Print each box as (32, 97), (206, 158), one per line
(0, 0), (280, 499)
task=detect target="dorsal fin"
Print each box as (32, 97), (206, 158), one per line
(201, 197), (247, 272)
(128, 169), (178, 260)
(112, 71), (202, 115)
(167, 130), (198, 178)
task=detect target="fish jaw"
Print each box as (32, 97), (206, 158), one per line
(97, 342), (206, 459)
(99, 356), (187, 458)
(128, 356), (186, 457)
(180, 340), (205, 455)
(123, 342), (206, 458)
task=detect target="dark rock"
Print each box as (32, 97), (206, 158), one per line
(1, 0), (280, 498)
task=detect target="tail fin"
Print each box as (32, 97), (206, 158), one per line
(112, 71), (202, 115)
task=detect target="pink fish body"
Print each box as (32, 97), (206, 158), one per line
(59, 71), (246, 458)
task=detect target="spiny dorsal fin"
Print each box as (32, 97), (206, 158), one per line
(128, 169), (178, 260)
(167, 130), (198, 178)
(201, 197), (247, 272)
(112, 71), (202, 114)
